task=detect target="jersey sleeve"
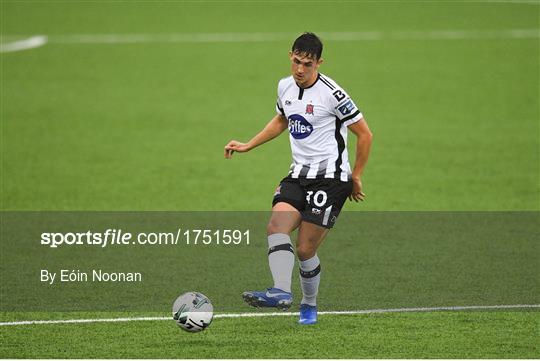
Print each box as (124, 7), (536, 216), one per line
(276, 97), (285, 116)
(331, 89), (363, 126)
(275, 80), (285, 116)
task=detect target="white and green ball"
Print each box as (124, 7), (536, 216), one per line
(172, 292), (214, 332)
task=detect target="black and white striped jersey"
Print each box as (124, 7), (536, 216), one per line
(275, 73), (363, 182)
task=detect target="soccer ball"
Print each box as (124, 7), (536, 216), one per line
(172, 292), (213, 332)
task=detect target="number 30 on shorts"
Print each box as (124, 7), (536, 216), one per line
(306, 190), (327, 207)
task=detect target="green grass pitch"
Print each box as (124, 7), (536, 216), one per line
(1, 311), (538, 358)
(1, 1), (539, 359)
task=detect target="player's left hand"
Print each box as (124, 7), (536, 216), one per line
(349, 177), (365, 202)
(224, 140), (250, 159)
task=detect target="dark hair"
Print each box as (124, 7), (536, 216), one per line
(291, 32), (323, 60)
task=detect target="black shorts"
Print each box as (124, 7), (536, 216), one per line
(272, 176), (353, 229)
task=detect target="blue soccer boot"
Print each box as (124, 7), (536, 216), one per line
(242, 287), (293, 310)
(298, 304), (317, 324)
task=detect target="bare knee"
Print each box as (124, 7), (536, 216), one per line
(266, 204), (301, 235)
(296, 222), (328, 260)
(267, 218), (289, 235)
(296, 243), (316, 261)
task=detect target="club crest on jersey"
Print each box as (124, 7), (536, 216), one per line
(288, 114), (313, 139)
(305, 103), (314, 115)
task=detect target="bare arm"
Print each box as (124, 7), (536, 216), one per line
(347, 118), (373, 202)
(224, 114), (288, 159)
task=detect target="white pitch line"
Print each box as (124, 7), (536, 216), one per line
(497, 0), (539, 3)
(0, 304), (538, 327)
(51, 29), (539, 43)
(51, 32), (293, 44)
(2, 29), (537, 48)
(0, 36), (48, 53)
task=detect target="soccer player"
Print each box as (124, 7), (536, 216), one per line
(224, 32), (373, 325)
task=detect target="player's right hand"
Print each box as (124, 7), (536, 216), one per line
(349, 177), (366, 202)
(224, 140), (250, 159)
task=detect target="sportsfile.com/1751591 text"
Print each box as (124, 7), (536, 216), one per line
(39, 229), (251, 248)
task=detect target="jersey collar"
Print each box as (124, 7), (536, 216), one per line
(296, 73), (320, 100)
(295, 73), (320, 90)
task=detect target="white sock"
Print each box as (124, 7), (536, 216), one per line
(267, 233), (294, 293)
(299, 254), (321, 306)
